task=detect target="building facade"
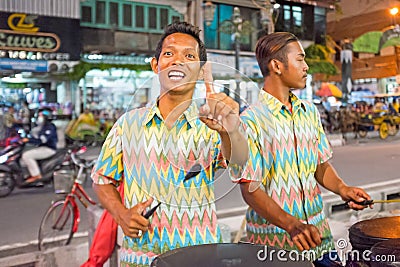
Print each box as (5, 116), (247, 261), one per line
(327, 0), (400, 95)
(0, 0), (81, 116)
(0, 0), (337, 114)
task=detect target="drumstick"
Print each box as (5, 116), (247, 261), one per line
(143, 163), (203, 219)
(346, 199), (400, 206)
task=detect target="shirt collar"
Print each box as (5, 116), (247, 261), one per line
(259, 90), (306, 115)
(143, 98), (199, 128)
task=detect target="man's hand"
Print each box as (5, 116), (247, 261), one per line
(339, 185), (372, 210)
(287, 221), (322, 251)
(199, 93), (240, 134)
(118, 198), (153, 238)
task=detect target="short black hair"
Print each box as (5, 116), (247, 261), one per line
(255, 32), (299, 77)
(154, 21), (207, 67)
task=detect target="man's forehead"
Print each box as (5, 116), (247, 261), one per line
(287, 41), (305, 55)
(163, 33), (199, 48)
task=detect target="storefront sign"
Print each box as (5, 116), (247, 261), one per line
(0, 12), (81, 62)
(0, 58), (47, 72)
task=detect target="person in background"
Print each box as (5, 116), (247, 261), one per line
(233, 32), (371, 267)
(21, 110), (58, 185)
(73, 108), (98, 132)
(390, 98), (399, 114)
(3, 106), (19, 138)
(372, 97), (387, 115)
(19, 101), (31, 131)
(91, 21), (248, 266)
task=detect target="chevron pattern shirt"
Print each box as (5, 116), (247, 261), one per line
(92, 101), (227, 266)
(234, 90), (335, 259)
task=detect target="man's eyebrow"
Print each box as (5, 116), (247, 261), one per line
(163, 45), (196, 51)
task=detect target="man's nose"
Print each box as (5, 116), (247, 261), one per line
(172, 55), (185, 66)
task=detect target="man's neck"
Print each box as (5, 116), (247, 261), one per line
(263, 79), (291, 107)
(158, 95), (192, 128)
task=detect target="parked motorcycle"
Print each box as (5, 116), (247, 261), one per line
(0, 133), (69, 198)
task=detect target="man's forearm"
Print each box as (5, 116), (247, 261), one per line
(92, 183), (126, 224)
(240, 183), (299, 233)
(314, 161), (347, 195)
(220, 129), (248, 165)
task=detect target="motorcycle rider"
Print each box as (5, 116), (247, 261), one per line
(21, 109), (58, 185)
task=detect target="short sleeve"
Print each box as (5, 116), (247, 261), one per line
(91, 115), (125, 186)
(315, 106), (333, 164)
(230, 112), (265, 184)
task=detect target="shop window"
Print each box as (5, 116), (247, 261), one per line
(81, 6), (92, 23)
(275, 3), (327, 42)
(149, 7), (157, 29)
(96, 0), (106, 24)
(203, 4), (256, 52)
(109, 2), (118, 26)
(160, 8), (168, 29)
(80, 0), (183, 33)
(172, 16), (180, 23)
(314, 7), (326, 44)
(136, 5), (144, 28)
(123, 4), (132, 27)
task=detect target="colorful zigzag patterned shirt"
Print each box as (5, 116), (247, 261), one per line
(233, 90), (335, 259)
(92, 101), (227, 266)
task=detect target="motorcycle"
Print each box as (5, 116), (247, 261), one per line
(0, 132), (69, 198)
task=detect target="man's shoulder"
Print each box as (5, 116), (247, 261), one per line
(241, 101), (271, 118)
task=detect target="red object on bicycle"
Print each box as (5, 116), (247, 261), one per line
(81, 184), (124, 267)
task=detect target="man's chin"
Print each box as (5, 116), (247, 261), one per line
(164, 86), (194, 95)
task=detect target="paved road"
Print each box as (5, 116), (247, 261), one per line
(215, 131), (400, 211)
(1, 133), (400, 252)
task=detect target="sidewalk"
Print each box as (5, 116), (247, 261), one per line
(3, 181), (399, 267)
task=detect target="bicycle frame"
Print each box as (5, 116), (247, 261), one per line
(53, 181), (97, 234)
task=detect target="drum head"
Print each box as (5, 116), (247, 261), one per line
(349, 216), (400, 251)
(150, 243), (313, 267)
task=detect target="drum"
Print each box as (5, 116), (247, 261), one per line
(347, 216), (400, 267)
(150, 243), (313, 267)
(370, 239), (400, 267)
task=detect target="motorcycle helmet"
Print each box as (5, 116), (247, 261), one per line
(37, 109), (53, 124)
(41, 109), (52, 118)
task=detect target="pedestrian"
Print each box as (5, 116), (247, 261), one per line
(3, 106), (19, 138)
(91, 21), (248, 266)
(233, 32), (371, 266)
(19, 100), (31, 131)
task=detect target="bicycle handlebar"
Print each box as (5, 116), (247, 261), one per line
(70, 149), (96, 169)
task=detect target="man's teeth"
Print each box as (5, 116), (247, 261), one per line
(169, 71), (184, 80)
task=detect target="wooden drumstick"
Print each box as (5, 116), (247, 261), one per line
(347, 199), (400, 206)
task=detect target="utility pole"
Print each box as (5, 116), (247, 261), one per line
(341, 39), (353, 105)
(232, 7), (243, 106)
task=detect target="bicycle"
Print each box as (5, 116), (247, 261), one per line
(38, 145), (98, 251)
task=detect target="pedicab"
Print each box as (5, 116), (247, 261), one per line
(355, 93), (400, 139)
(64, 118), (106, 146)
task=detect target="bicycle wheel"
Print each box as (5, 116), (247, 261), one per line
(38, 199), (75, 251)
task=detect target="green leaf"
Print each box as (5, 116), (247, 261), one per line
(305, 44), (338, 76)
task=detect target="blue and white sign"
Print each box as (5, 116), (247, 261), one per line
(0, 58), (47, 72)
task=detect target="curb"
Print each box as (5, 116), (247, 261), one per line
(0, 242), (88, 267)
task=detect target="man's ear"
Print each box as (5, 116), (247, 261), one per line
(270, 59), (282, 75)
(271, 59), (280, 72)
(150, 57), (159, 74)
